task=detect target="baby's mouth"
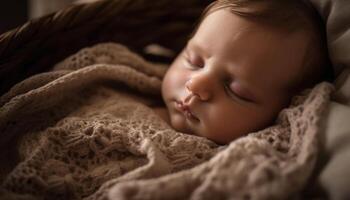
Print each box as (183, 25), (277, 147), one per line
(175, 101), (199, 121)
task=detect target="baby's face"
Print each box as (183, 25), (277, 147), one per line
(161, 9), (310, 144)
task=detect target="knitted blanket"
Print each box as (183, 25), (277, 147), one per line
(0, 43), (333, 200)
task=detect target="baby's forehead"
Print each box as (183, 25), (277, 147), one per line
(188, 11), (313, 91)
(192, 10), (311, 55)
(188, 1), (327, 93)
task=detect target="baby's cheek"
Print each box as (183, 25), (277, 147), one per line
(199, 118), (233, 143)
(163, 72), (177, 93)
(203, 107), (256, 143)
(166, 67), (187, 86)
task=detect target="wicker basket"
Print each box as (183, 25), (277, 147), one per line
(0, 0), (211, 96)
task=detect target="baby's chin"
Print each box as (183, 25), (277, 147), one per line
(170, 114), (197, 136)
(169, 112), (242, 144)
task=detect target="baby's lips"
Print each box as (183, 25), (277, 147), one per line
(185, 109), (199, 121)
(178, 101), (199, 121)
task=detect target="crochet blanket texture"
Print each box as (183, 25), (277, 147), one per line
(0, 43), (333, 200)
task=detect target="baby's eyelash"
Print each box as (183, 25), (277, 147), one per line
(183, 58), (195, 69)
(224, 84), (251, 102)
(224, 84), (240, 100)
(183, 54), (203, 69)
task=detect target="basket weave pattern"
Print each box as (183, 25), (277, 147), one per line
(0, 0), (211, 96)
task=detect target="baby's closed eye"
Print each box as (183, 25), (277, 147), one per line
(183, 50), (204, 69)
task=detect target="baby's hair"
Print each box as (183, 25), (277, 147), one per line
(192, 0), (333, 93)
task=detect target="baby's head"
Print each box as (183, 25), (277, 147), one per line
(161, 0), (330, 144)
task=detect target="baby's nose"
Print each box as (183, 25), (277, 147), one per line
(185, 75), (212, 101)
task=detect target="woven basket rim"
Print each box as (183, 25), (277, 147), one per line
(0, 0), (127, 59)
(0, 0), (210, 96)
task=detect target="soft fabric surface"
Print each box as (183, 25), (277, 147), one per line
(307, 0), (350, 199)
(309, 0), (350, 76)
(315, 69), (350, 200)
(0, 43), (333, 200)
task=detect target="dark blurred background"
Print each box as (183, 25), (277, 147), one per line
(0, 0), (86, 35)
(0, 0), (28, 34)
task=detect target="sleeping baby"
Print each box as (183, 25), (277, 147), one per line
(154, 0), (331, 144)
(0, 0), (334, 199)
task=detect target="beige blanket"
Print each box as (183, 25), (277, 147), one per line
(0, 43), (333, 200)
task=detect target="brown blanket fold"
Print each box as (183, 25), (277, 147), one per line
(0, 43), (333, 200)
